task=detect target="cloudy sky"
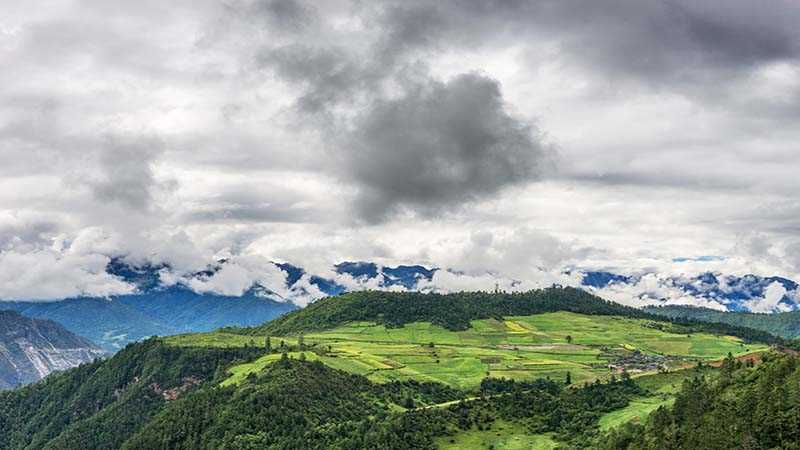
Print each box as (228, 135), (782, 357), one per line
(2, 0), (800, 301)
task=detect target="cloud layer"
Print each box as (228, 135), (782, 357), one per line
(1, 0), (799, 303)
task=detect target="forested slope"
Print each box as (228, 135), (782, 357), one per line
(598, 352), (800, 449)
(122, 358), (642, 449)
(0, 339), (262, 449)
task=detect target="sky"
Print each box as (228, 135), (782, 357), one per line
(1, 0), (800, 302)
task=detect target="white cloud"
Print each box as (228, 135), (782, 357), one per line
(1, 1), (799, 303)
(0, 248), (134, 301)
(744, 281), (791, 313)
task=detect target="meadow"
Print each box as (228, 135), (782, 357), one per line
(597, 366), (717, 431)
(435, 421), (558, 450)
(166, 311), (764, 390)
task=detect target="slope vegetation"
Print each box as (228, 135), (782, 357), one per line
(599, 353), (800, 449)
(0, 339), (262, 449)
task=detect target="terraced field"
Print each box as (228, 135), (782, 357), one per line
(166, 311), (765, 390)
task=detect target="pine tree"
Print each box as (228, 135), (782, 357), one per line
(265, 336), (271, 352)
(621, 369), (633, 386)
(565, 371), (572, 385)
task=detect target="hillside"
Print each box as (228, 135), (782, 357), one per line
(0, 288), (783, 449)
(645, 305), (800, 339)
(0, 339), (263, 449)
(599, 352), (800, 449)
(0, 340), (653, 449)
(0, 310), (105, 390)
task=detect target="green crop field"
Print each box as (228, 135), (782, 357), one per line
(165, 312), (765, 390)
(598, 396), (673, 430)
(598, 366), (718, 431)
(435, 421), (558, 450)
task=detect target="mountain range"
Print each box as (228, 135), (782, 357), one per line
(2, 257), (799, 353)
(0, 259), (436, 352)
(580, 270), (800, 312)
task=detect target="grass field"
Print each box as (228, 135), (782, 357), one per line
(598, 366), (717, 431)
(435, 421), (558, 450)
(598, 396), (673, 431)
(220, 352), (318, 387)
(165, 312), (764, 390)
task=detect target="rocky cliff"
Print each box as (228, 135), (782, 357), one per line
(0, 310), (105, 389)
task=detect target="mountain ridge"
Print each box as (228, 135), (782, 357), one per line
(4, 258), (799, 353)
(645, 304), (800, 339)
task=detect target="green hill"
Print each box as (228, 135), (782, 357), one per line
(245, 289), (781, 345)
(0, 288), (785, 449)
(246, 288), (650, 335)
(646, 305), (800, 339)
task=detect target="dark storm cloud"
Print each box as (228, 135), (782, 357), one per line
(250, 1), (552, 221)
(347, 73), (548, 222)
(249, 0), (800, 217)
(366, 0), (800, 90)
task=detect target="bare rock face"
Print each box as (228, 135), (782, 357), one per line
(0, 310), (106, 389)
